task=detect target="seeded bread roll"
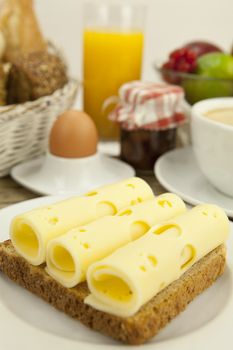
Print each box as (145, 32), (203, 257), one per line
(0, 240), (226, 345)
(7, 51), (68, 104)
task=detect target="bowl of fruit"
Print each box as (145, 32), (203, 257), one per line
(156, 41), (233, 105)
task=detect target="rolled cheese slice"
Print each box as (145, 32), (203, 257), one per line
(85, 204), (229, 317)
(46, 193), (186, 288)
(10, 177), (153, 265)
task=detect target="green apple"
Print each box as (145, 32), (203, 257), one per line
(197, 53), (233, 79)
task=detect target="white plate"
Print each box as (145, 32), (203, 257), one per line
(155, 146), (233, 218)
(0, 196), (233, 349)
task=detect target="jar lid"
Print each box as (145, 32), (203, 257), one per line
(109, 81), (186, 130)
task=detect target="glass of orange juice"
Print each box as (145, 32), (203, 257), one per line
(83, 0), (146, 140)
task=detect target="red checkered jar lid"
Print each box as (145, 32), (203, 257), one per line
(109, 81), (186, 130)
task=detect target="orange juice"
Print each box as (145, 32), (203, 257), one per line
(83, 30), (144, 140)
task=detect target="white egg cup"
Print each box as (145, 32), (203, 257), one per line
(11, 151), (135, 195)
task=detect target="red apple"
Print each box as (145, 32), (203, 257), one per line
(184, 41), (222, 58)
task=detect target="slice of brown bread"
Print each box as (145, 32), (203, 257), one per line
(0, 240), (226, 345)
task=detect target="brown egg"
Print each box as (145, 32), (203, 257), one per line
(49, 110), (98, 158)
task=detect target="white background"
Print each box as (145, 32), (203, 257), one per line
(35, 0), (233, 80)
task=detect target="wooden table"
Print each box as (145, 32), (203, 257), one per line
(0, 175), (165, 209)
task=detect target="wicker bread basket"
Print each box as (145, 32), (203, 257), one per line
(0, 79), (78, 177)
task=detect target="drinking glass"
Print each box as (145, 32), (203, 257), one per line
(83, 0), (146, 140)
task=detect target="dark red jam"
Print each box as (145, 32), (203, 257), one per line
(120, 128), (176, 172)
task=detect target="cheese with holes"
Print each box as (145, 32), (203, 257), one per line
(10, 177), (154, 265)
(46, 193), (186, 287)
(85, 204), (229, 317)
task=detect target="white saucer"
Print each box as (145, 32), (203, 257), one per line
(11, 153), (135, 196)
(155, 146), (233, 218)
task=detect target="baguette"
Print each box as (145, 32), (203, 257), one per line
(0, 240), (226, 345)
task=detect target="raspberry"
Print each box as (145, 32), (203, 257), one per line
(164, 48), (198, 73)
(162, 47), (198, 83)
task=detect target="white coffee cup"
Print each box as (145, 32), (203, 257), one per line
(191, 97), (233, 197)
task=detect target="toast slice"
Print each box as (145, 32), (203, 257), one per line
(0, 240), (226, 345)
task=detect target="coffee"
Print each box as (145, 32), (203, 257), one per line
(204, 107), (233, 126)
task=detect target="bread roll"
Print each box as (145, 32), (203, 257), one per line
(7, 51), (68, 104)
(0, 0), (47, 61)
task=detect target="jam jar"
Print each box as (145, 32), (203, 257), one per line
(110, 81), (186, 172)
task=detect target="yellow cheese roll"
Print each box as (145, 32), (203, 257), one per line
(85, 204), (229, 317)
(46, 194), (186, 287)
(10, 177), (153, 265)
